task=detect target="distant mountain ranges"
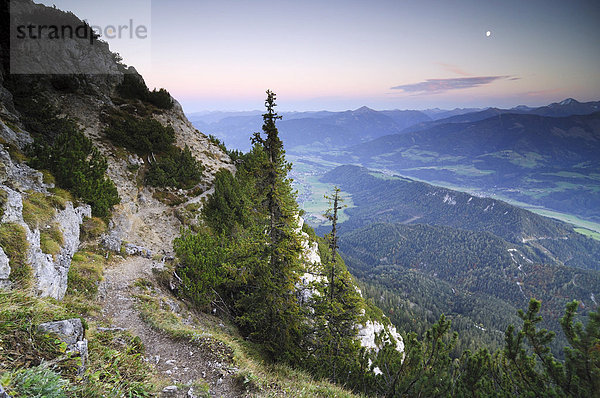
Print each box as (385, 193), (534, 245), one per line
(189, 98), (600, 152)
(188, 98), (600, 222)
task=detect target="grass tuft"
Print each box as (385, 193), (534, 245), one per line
(0, 291), (75, 369)
(0, 188), (7, 219)
(73, 328), (155, 398)
(41, 169), (57, 186)
(2, 364), (69, 398)
(40, 223), (64, 257)
(47, 188), (73, 208)
(63, 251), (105, 316)
(22, 192), (57, 230)
(79, 217), (107, 242)
(0, 223), (30, 288)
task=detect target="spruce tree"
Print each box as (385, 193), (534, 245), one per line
(242, 90), (304, 359)
(324, 187), (345, 303)
(302, 187), (362, 384)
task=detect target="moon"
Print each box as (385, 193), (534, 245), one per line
(486, 30), (491, 37)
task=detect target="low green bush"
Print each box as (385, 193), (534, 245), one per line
(104, 109), (175, 156)
(28, 129), (120, 219)
(145, 145), (204, 189)
(116, 73), (173, 110)
(173, 228), (229, 310)
(207, 134), (227, 153)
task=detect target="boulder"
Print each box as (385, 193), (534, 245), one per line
(124, 243), (152, 258)
(38, 318), (88, 374)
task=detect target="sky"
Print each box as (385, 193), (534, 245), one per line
(37, 0), (600, 112)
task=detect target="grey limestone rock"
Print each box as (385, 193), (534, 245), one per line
(38, 318), (88, 374)
(0, 247), (11, 289)
(124, 243), (152, 258)
(32, 202), (91, 300)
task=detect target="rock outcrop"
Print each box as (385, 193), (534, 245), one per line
(0, 122), (91, 300)
(38, 318), (88, 374)
(32, 202), (91, 299)
(296, 217), (404, 359)
(0, 247), (10, 289)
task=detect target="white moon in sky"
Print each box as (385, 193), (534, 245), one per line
(486, 30), (491, 37)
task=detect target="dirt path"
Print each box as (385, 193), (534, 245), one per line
(97, 256), (244, 398)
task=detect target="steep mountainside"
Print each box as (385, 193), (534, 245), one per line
(0, 2), (403, 397)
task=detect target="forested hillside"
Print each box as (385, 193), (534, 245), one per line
(341, 222), (600, 356)
(318, 165), (600, 360)
(203, 99), (600, 398)
(322, 165), (600, 271)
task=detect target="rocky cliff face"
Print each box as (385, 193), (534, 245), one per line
(297, 217), (404, 358)
(0, 121), (91, 299)
(1, 0), (402, 367)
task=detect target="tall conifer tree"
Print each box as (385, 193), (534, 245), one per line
(245, 90), (304, 359)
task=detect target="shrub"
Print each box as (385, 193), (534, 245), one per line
(104, 110), (175, 156)
(147, 88), (174, 109)
(174, 229), (228, 309)
(207, 134), (227, 153)
(145, 145), (204, 189)
(51, 75), (79, 93)
(10, 90), (77, 141)
(116, 74), (149, 101)
(116, 73), (173, 110)
(28, 129), (120, 219)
